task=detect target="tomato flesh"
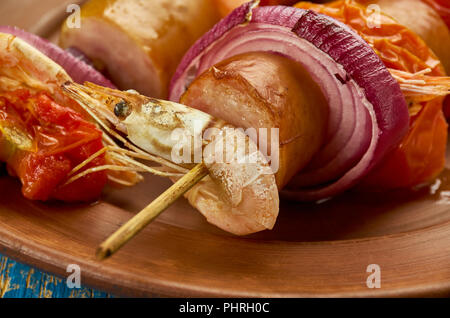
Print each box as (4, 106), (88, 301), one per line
(0, 90), (107, 202)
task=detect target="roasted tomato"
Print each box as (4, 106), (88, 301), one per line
(0, 89), (107, 202)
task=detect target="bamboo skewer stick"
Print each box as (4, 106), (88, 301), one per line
(96, 163), (209, 260)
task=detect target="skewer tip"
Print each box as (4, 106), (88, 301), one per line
(96, 246), (112, 261)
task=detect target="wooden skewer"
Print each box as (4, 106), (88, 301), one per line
(96, 163), (209, 260)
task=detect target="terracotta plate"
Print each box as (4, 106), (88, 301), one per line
(0, 0), (449, 297)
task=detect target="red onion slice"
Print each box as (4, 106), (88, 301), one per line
(65, 47), (96, 68)
(291, 85), (372, 188)
(169, 5), (409, 201)
(0, 26), (115, 88)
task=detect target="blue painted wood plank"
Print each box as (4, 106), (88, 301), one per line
(0, 253), (112, 298)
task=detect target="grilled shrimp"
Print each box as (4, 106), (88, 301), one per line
(62, 82), (279, 235)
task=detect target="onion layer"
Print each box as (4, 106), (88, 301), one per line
(0, 26), (114, 88)
(169, 4), (409, 201)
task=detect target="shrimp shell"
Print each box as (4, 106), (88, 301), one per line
(0, 32), (70, 96)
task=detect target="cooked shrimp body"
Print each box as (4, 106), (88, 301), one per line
(63, 82), (280, 235)
(0, 32), (70, 100)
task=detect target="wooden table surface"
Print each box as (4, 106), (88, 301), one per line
(0, 253), (112, 298)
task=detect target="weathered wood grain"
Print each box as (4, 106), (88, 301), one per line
(0, 254), (111, 298)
